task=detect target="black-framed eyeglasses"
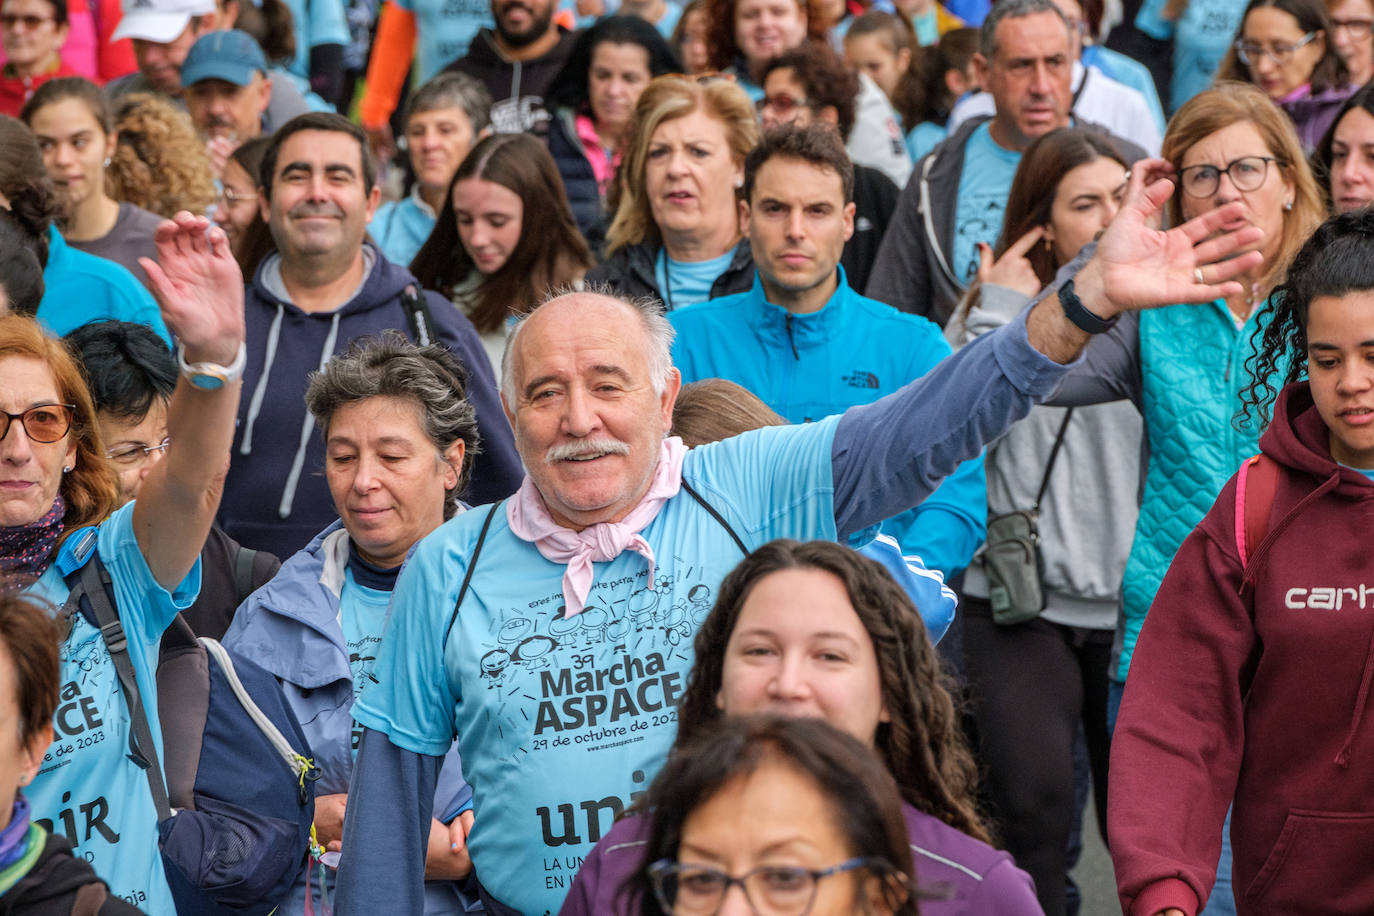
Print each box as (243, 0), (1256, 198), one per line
(106, 436), (170, 467)
(1334, 17), (1374, 38)
(757, 92), (810, 116)
(1178, 155), (1282, 198)
(0, 404), (75, 444)
(1234, 31), (1317, 68)
(648, 856), (884, 915)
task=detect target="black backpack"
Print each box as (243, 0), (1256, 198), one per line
(61, 538), (318, 915)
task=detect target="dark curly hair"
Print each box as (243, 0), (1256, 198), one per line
(704, 0), (829, 80)
(1240, 208), (1374, 424)
(674, 539), (991, 844)
(0, 116), (61, 265)
(760, 40), (860, 140)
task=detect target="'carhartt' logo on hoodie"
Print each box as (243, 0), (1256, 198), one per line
(1285, 585), (1374, 610)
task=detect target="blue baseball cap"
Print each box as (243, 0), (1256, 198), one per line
(180, 30), (268, 88)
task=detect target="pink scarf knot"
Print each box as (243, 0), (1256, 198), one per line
(507, 437), (687, 616)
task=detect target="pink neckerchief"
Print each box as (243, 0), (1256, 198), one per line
(507, 437), (687, 616)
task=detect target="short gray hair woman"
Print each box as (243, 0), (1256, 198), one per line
(225, 331), (485, 913)
(372, 72), (494, 267)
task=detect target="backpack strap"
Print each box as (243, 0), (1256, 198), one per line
(65, 558), (172, 821)
(400, 284), (437, 347)
(234, 546), (259, 604)
(1235, 453), (1281, 570)
(443, 502), (502, 654)
(680, 480), (748, 556)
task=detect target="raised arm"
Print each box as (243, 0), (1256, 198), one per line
(132, 214), (245, 590)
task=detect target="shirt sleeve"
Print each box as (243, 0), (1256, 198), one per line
(98, 500), (200, 647)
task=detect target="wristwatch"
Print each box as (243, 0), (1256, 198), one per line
(177, 341), (246, 390)
(1057, 277), (1119, 334)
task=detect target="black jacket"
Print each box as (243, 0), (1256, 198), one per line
(546, 107), (608, 256)
(0, 833), (144, 916)
(445, 28), (577, 136)
(843, 164), (899, 294)
(586, 238), (755, 310)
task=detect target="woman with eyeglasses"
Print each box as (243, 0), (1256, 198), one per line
(1218, 0), (1355, 150)
(19, 77), (163, 291)
(1326, 0), (1374, 83)
(635, 716), (918, 916)
(562, 539), (1041, 916)
(62, 319), (281, 640)
(1045, 81), (1325, 916)
(0, 0), (76, 116)
(212, 136), (271, 259)
(0, 212), (244, 915)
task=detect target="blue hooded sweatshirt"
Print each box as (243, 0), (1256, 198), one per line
(669, 269), (987, 579)
(221, 246), (523, 559)
(36, 226), (170, 345)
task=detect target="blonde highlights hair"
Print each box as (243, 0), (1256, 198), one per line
(1161, 81), (1323, 295)
(605, 76), (760, 255)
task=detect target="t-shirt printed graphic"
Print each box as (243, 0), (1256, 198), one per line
(952, 122), (1022, 287)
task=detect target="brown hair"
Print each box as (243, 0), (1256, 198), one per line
(671, 378), (786, 445)
(0, 117), (60, 265)
(0, 316), (119, 536)
(108, 93), (216, 218)
(893, 27), (979, 131)
(675, 539), (992, 843)
(605, 75), (760, 255)
(1161, 81), (1325, 295)
(705, 0), (829, 78)
(409, 133), (593, 334)
(760, 40), (861, 140)
(0, 594), (59, 749)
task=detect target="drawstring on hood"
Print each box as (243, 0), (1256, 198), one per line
(241, 304), (284, 457)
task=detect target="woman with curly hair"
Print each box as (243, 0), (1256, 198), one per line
(562, 539), (1042, 916)
(1109, 207), (1374, 916)
(105, 92), (215, 219)
(20, 77), (163, 290)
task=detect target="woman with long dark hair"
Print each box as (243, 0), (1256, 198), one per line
(1313, 80), (1374, 212)
(563, 539), (1041, 915)
(409, 132), (593, 371)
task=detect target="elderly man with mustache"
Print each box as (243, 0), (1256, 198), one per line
(218, 111), (523, 560)
(332, 158), (1271, 915)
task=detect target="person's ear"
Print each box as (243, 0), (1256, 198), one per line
(258, 185), (271, 224)
(970, 52), (990, 91)
(658, 367), (682, 431)
(1042, 220), (1056, 244)
(739, 197), (751, 237)
(895, 47), (912, 74)
(19, 722), (52, 790)
(817, 104), (839, 127)
(442, 440), (465, 491)
(843, 200), (855, 242)
(256, 73), (272, 114)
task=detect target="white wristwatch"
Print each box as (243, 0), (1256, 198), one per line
(177, 341), (247, 390)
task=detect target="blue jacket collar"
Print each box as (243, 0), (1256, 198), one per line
(746, 266), (854, 352)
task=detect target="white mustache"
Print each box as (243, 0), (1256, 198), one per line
(545, 438), (630, 463)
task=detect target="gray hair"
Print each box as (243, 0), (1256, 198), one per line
(500, 285), (677, 408)
(404, 71), (493, 135)
(980, 0), (1069, 58)
(306, 331), (481, 519)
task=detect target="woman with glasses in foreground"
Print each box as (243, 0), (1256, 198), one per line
(561, 539), (1040, 916)
(1218, 0), (1355, 149)
(636, 716), (917, 916)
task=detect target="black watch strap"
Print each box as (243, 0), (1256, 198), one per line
(1058, 277), (1119, 334)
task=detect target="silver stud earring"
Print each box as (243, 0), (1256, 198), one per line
(103, 157), (111, 168)
(1284, 199), (1293, 211)
(62, 465), (71, 473)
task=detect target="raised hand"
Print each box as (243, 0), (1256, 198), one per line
(139, 212), (245, 364)
(1075, 159), (1264, 319)
(976, 227), (1045, 300)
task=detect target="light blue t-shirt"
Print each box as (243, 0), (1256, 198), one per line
(283, 0), (351, 83)
(906, 121), (946, 162)
(352, 420), (841, 916)
(23, 502), (199, 915)
(952, 122), (1021, 285)
(371, 193), (437, 270)
(655, 248), (735, 311)
(402, 0), (495, 83)
(1135, 0), (1245, 113)
(912, 7), (940, 45)
(340, 570), (393, 756)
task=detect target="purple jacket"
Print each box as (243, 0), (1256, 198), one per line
(558, 803), (1043, 916)
(1280, 82), (1358, 151)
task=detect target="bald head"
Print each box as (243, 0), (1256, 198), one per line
(501, 290), (677, 409)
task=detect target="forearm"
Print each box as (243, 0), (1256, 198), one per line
(336, 729), (441, 914)
(832, 309), (1074, 538)
(133, 355), (241, 588)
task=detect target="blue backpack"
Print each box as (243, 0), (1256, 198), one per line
(62, 539), (318, 915)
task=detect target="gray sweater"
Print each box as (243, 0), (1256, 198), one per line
(956, 283), (1143, 629)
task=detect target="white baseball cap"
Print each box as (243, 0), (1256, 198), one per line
(112, 0), (216, 43)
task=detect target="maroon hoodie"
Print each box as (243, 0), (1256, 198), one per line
(1108, 381), (1374, 916)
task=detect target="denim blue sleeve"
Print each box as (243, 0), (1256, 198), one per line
(335, 728), (442, 915)
(880, 455), (986, 580)
(433, 743), (472, 823)
(831, 308), (1075, 539)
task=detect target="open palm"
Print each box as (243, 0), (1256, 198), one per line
(139, 212), (245, 359)
(1087, 160), (1264, 314)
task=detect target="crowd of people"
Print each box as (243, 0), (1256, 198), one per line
(0, 0), (1372, 911)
